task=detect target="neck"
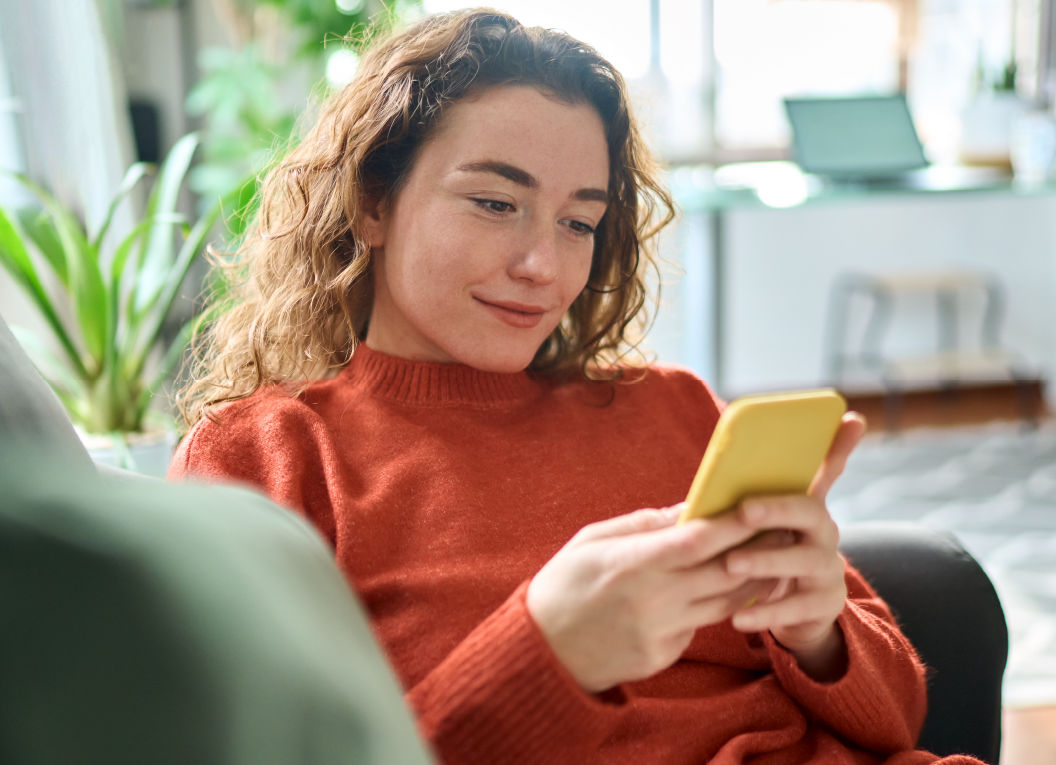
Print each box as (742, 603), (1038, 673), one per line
(342, 342), (543, 407)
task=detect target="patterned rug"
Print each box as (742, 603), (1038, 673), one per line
(828, 421), (1056, 709)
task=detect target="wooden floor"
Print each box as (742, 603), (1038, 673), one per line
(840, 380), (1053, 764)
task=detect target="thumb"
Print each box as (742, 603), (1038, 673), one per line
(809, 412), (867, 500)
(574, 503), (685, 543)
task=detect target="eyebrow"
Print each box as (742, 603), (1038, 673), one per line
(457, 160), (608, 204)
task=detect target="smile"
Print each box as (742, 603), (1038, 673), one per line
(474, 297), (547, 329)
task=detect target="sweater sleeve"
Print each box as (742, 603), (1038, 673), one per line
(406, 580), (630, 764)
(761, 560), (928, 754)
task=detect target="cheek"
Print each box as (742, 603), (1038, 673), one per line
(392, 260), (449, 316)
(565, 249), (595, 301)
(383, 220), (455, 300)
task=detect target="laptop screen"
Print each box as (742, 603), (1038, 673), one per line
(783, 94), (929, 179)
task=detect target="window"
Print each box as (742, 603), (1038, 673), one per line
(714, 0), (902, 150)
(421, 0), (1038, 164)
(421, 0), (653, 81)
(714, 0), (1034, 163)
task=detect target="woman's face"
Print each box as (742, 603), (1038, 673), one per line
(364, 85), (610, 372)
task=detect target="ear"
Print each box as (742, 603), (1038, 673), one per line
(361, 195), (389, 248)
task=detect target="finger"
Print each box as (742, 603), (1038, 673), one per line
(726, 544), (843, 582)
(809, 411), (867, 500)
(731, 588), (846, 633)
(740, 577), (783, 607)
(679, 578), (777, 631)
(669, 559), (752, 603)
(725, 528), (795, 555)
(643, 511), (761, 570)
(574, 504), (684, 543)
(738, 496), (838, 546)
(767, 577), (793, 602)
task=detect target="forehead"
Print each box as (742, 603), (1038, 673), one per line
(412, 85), (610, 188)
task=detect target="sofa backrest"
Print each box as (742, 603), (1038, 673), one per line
(0, 315), (434, 764)
(0, 315), (94, 473)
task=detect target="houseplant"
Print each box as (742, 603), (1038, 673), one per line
(187, 0), (420, 236)
(0, 132), (224, 474)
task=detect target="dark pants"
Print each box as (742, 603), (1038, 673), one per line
(840, 524), (1008, 765)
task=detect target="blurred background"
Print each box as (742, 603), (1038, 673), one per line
(4, 0), (1056, 405)
(1, 1), (1055, 762)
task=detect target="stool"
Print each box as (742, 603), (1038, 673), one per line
(823, 270), (1037, 429)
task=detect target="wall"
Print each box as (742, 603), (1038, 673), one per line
(650, 188), (1056, 405)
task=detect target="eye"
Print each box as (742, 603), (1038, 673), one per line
(563, 219), (596, 238)
(472, 198), (514, 214)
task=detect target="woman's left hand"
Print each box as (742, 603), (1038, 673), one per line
(722, 412), (867, 680)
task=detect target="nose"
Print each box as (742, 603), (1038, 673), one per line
(508, 222), (559, 285)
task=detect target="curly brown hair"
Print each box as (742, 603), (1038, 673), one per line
(177, 8), (675, 427)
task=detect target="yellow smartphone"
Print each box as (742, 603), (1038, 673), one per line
(678, 388), (847, 524)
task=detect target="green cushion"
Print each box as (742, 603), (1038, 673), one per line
(0, 316), (93, 473)
(0, 450), (433, 765)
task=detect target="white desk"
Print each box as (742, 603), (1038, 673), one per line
(663, 163), (1056, 402)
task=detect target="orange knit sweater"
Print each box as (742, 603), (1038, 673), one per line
(170, 344), (982, 765)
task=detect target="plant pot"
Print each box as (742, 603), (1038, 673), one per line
(958, 91), (1031, 168)
(78, 428), (179, 478)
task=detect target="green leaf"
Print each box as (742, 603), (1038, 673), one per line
(196, 45), (242, 74)
(125, 197), (225, 380)
(109, 214), (183, 292)
(0, 206), (50, 299)
(226, 174), (261, 238)
(131, 132), (201, 316)
(92, 161), (152, 252)
(186, 76), (231, 116)
(15, 208), (68, 285)
(45, 200), (108, 369)
(0, 205), (87, 377)
(104, 213), (185, 408)
(10, 172), (109, 370)
(188, 163), (247, 198)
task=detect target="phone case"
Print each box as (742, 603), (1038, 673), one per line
(678, 388), (847, 523)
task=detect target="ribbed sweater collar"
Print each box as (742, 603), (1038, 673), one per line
(341, 343), (543, 407)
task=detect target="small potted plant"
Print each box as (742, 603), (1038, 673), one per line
(959, 43), (1029, 168)
(0, 132), (226, 475)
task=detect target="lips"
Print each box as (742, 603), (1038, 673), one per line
(474, 297), (548, 329)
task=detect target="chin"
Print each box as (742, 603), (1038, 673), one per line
(454, 342), (540, 374)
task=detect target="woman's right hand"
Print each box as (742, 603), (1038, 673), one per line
(526, 504), (785, 693)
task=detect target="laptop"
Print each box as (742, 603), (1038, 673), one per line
(783, 94), (1007, 190)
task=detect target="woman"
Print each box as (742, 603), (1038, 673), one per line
(171, 10), (982, 764)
